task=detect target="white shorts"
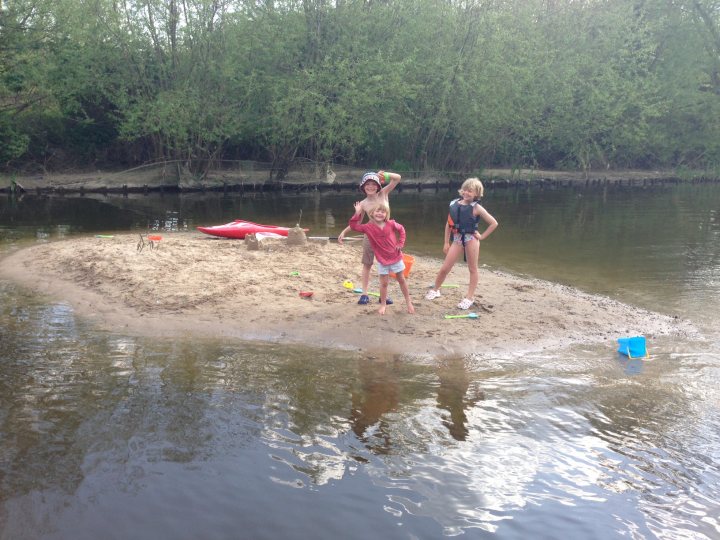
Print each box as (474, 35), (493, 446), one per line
(377, 259), (405, 276)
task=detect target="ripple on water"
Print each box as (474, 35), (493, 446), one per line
(2, 284), (720, 539)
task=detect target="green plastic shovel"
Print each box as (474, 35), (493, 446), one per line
(444, 313), (479, 319)
(353, 288), (380, 297)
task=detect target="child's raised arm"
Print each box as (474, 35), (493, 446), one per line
(349, 205), (366, 233)
(338, 202), (365, 244)
(378, 170), (401, 196)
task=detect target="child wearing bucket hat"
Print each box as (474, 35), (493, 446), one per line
(338, 169), (402, 305)
(358, 171), (384, 193)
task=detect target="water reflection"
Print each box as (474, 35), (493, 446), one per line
(350, 356), (401, 454)
(148, 210), (189, 232)
(1, 301), (719, 538)
(1, 298), (88, 497)
(436, 357), (484, 441)
(617, 355), (645, 375)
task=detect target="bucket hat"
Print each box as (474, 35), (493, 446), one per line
(359, 172), (383, 192)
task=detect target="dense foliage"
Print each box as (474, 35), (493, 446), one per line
(1, 0), (720, 177)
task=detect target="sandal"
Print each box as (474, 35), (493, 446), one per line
(425, 289), (441, 300)
(357, 294), (370, 305)
(457, 298), (474, 310)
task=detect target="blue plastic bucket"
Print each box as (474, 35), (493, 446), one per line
(617, 336), (647, 358)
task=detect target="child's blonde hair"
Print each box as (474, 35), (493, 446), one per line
(369, 201), (391, 220)
(458, 177), (484, 200)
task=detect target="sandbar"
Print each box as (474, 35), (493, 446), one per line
(0, 232), (693, 359)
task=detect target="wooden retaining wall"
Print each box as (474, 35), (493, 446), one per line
(2, 175), (719, 196)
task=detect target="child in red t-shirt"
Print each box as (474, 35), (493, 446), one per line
(349, 201), (415, 315)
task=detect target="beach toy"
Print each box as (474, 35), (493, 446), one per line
(299, 291), (314, 298)
(343, 280), (354, 289)
(390, 253), (415, 279)
(441, 284), (459, 288)
(617, 336), (648, 358)
(444, 313), (479, 319)
(290, 271), (300, 276)
(309, 236), (363, 242)
(352, 289), (380, 297)
(147, 235), (162, 241)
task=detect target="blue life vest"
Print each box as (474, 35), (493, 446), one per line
(448, 199), (479, 237)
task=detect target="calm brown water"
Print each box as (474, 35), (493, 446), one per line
(1, 183), (719, 539)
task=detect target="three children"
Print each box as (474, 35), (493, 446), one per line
(344, 173), (498, 315)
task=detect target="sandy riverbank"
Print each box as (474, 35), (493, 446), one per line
(0, 232), (694, 358)
(0, 233), (688, 356)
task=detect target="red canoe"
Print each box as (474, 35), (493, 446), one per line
(196, 219), (308, 239)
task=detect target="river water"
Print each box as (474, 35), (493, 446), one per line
(1, 182), (718, 539)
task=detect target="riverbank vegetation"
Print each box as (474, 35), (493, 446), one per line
(1, 0), (720, 179)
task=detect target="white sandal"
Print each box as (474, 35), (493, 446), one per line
(457, 298), (474, 310)
(425, 289), (441, 300)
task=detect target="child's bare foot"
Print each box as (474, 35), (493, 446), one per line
(378, 305), (387, 315)
(406, 302), (415, 314)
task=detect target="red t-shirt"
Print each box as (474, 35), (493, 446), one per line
(349, 214), (406, 265)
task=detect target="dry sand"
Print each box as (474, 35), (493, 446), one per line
(0, 232), (694, 359)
